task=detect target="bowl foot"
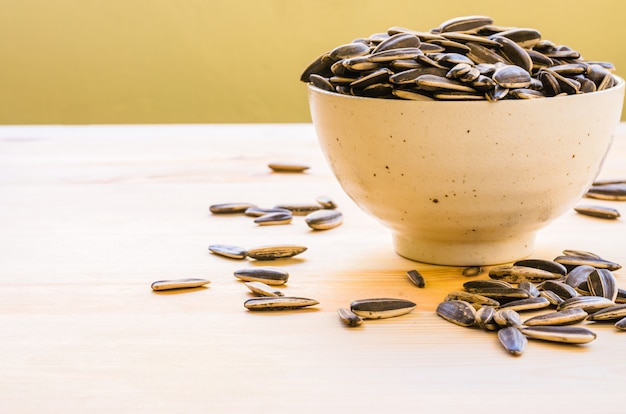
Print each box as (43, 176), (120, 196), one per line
(392, 232), (536, 266)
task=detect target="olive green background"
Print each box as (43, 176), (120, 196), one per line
(1, 0), (624, 124)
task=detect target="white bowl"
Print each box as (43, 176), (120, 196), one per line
(308, 78), (625, 265)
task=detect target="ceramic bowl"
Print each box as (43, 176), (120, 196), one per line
(308, 78), (625, 265)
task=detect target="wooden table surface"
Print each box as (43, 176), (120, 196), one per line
(2, 123), (626, 413)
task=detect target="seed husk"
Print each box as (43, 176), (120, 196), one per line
(267, 162), (311, 173)
(463, 279), (513, 291)
(350, 298), (416, 319)
(305, 209), (343, 230)
(210, 202), (257, 214)
(553, 255), (621, 271)
(445, 291), (499, 307)
(151, 278), (211, 291)
(489, 265), (562, 284)
(557, 295), (615, 313)
(523, 308), (589, 326)
(406, 269), (426, 288)
(244, 207), (291, 217)
(493, 309), (523, 328)
(246, 245), (307, 260)
(273, 203), (322, 216)
(574, 205), (620, 219)
(562, 249), (603, 259)
(519, 326), (597, 344)
(539, 290), (565, 306)
(586, 304), (626, 322)
(337, 307), (364, 327)
(316, 195), (338, 209)
(538, 280), (578, 300)
(233, 267), (289, 285)
(436, 300), (477, 327)
(513, 259), (568, 276)
(254, 212), (293, 226)
(519, 281), (540, 297)
(466, 287), (530, 302)
(244, 281), (285, 297)
(208, 244), (248, 260)
(585, 183), (626, 201)
(476, 305), (498, 330)
(565, 265), (596, 288)
(498, 296), (551, 312)
(587, 268), (618, 301)
(498, 326), (527, 356)
(439, 15), (494, 33)
(244, 296), (319, 311)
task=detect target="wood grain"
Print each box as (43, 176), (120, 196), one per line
(1, 124), (626, 413)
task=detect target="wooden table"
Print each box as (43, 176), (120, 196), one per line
(2, 123), (626, 413)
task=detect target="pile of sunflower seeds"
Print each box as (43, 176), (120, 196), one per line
(301, 15), (617, 101)
(436, 250), (626, 356)
(209, 196), (342, 231)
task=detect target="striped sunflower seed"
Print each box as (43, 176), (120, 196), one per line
(304, 209), (343, 230)
(539, 290), (565, 306)
(523, 308), (588, 326)
(498, 326), (527, 356)
(557, 295), (615, 313)
(350, 298), (416, 319)
(498, 296), (551, 312)
(233, 267), (289, 285)
(574, 205), (620, 219)
(254, 211), (293, 226)
(586, 304), (626, 322)
(466, 287), (530, 302)
(444, 291), (499, 307)
(585, 183), (626, 201)
(489, 265), (562, 283)
(463, 279), (513, 291)
(244, 207), (291, 217)
(587, 268), (618, 301)
(564, 265), (596, 289)
(337, 308), (364, 327)
(151, 278), (211, 291)
(615, 317), (626, 330)
(553, 254), (621, 271)
(406, 269), (426, 288)
(476, 305), (498, 331)
(244, 281), (285, 297)
(315, 195), (338, 209)
(436, 300), (476, 327)
(208, 244), (248, 260)
(246, 245), (307, 260)
(513, 259), (567, 276)
(244, 296), (319, 311)
(519, 326), (597, 344)
(538, 280), (578, 300)
(493, 309), (522, 328)
(519, 281), (540, 297)
(209, 202), (257, 214)
(273, 203), (322, 216)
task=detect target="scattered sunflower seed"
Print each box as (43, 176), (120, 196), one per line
(489, 265), (562, 283)
(305, 209), (343, 230)
(208, 244), (248, 260)
(436, 300), (476, 327)
(553, 255), (622, 271)
(337, 307), (364, 327)
(151, 278), (211, 291)
(498, 296), (551, 312)
(316, 195), (338, 209)
(586, 304), (626, 322)
(244, 207), (291, 217)
(350, 298), (416, 319)
(498, 326), (527, 356)
(273, 203), (322, 216)
(523, 308), (588, 326)
(244, 296), (319, 311)
(557, 295), (615, 313)
(444, 291), (499, 307)
(513, 259), (567, 276)
(246, 245), (307, 260)
(493, 309), (523, 328)
(244, 281), (285, 297)
(538, 280), (578, 300)
(406, 269), (426, 288)
(585, 183), (626, 201)
(574, 205), (620, 219)
(519, 326), (597, 344)
(254, 211), (293, 226)
(587, 268), (618, 301)
(209, 202), (257, 214)
(462, 266), (483, 277)
(233, 267), (289, 285)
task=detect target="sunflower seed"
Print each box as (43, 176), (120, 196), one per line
(466, 287), (530, 302)
(513, 259), (568, 276)
(439, 15), (494, 33)
(350, 298), (416, 319)
(244, 281), (285, 297)
(315, 195), (338, 209)
(494, 309), (523, 328)
(489, 265), (562, 283)
(273, 203), (322, 216)
(267, 162), (310, 173)
(462, 266), (483, 277)
(574, 205), (620, 219)
(208, 244), (248, 260)
(498, 296), (551, 312)
(587, 268), (618, 301)
(244, 207), (291, 217)
(233, 267), (289, 285)
(304, 209), (343, 230)
(519, 281), (540, 297)
(615, 317), (626, 330)
(538, 280), (578, 300)
(436, 300), (477, 327)
(406, 269), (426, 288)
(519, 326), (597, 344)
(476, 305), (498, 330)
(444, 291), (499, 307)
(246, 245), (307, 260)
(562, 249), (603, 259)
(557, 295), (615, 313)
(463, 279), (513, 291)
(523, 308), (588, 326)
(553, 255), (621, 271)
(539, 290), (565, 306)
(254, 212), (293, 226)
(337, 308), (364, 327)
(151, 278), (211, 291)
(565, 265), (596, 288)
(498, 326), (527, 356)
(209, 202), (257, 214)
(616, 288), (626, 304)
(586, 304), (626, 321)
(244, 296), (319, 311)
(585, 183), (626, 201)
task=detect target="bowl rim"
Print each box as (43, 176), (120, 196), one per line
(307, 75), (625, 103)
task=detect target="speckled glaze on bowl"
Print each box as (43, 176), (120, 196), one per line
(308, 78), (625, 266)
